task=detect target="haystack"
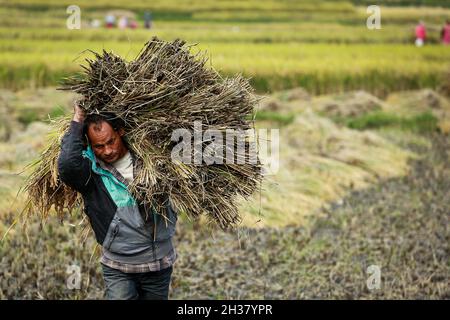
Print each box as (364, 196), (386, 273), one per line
(312, 91), (385, 118)
(23, 37), (262, 230)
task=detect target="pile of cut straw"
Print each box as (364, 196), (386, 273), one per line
(24, 37), (262, 229)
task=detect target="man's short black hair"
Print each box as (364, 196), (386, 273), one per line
(82, 112), (125, 137)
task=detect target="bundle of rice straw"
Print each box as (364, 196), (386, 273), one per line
(23, 37), (262, 230)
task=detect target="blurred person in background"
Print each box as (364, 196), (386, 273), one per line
(144, 11), (152, 29)
(118, 16), (128, 29)
(441, 20), (450, 45)
(90, 19), (101, 29)
(415, 21), (427, 47)
(105, 14), (116, 28)
(129, 19), (138, 29)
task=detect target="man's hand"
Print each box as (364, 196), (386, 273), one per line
(73, 99), (86, 123)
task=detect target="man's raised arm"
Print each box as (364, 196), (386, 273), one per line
(57, 102), (91, 193)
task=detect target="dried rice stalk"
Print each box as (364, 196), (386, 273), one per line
(24, 37), (262, 230)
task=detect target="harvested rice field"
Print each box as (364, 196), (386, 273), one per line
(0, 0), (448, 300)
(0, 129), (448, 299)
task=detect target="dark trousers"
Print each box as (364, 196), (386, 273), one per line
(101, 264), (173, 300)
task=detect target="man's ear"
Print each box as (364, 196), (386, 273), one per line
(118, 128), (125, 136)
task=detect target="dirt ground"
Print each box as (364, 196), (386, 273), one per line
(0, 133), (447, 299)
(169, 134), (449, 299)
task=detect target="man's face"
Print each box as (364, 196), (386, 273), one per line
(87, 121), (128, 164)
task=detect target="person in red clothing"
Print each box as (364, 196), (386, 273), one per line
(415, 21), (426, 47)
(441, 20), (450, 45)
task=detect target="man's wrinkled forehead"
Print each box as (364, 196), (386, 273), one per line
(88, 121), (117, 146)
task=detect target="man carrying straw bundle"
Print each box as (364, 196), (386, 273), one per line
(24, 37), (262, 300)
(58, 102), (178, 300)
